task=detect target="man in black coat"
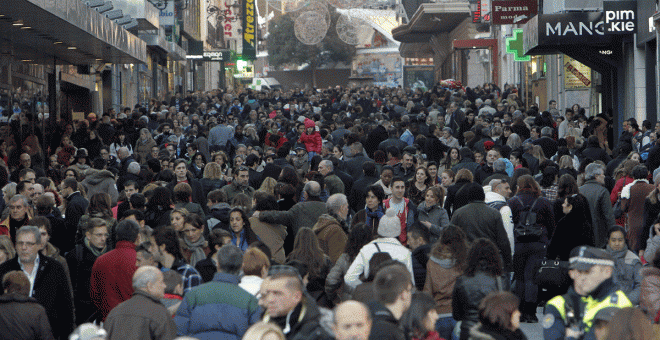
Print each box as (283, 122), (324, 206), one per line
(344, 143), (374, 180)
(59, 178), (89, 253)
(65, 218), (109, 325)
(0, 226), (74, 340)
(533, 126), (558, 159)
(368, 263), (412, 340)
(348, 162), (379, 212)
(522, 143), (539, 175)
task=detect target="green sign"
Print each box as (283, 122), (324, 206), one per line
(506, 29), (530, 61)
(242, 0), (257, 60)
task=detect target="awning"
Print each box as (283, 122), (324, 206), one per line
(0, 0), (147, 65)
(392, 2), (471, 43)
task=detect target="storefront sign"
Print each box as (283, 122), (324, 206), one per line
(242, 0), (257, 60)
(537, 12), (613, 45)
(564, 56), (591, 89)
(202, 50), (231, 61)
(492, 0), (537, 25)
(604, 1), (636, 34)
(159, 1), (175, 26)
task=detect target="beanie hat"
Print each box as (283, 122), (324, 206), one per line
(304, 118), (315, 129)
(378, 209), (401, 238)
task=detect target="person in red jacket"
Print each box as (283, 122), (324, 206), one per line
(299, 118), (322, 161)
(89, 219), (140, 321)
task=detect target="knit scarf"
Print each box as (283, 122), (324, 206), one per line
(183, 236), (206, 266)
(365, 206), (385, 229)
(606, 243), (628, 273)
(84, 237), (106, 257)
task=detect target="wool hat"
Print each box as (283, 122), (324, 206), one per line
(304, 118), (315, 129)
(378, 208), (401, 238)
(569, 246), (614, 271)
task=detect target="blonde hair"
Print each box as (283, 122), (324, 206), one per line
(203, 162), (224, 180)
(559, 155), (574, 169)
(0, 235), (16, 261)
(258, 177), (277, 196)
(242, 322), (286, 340)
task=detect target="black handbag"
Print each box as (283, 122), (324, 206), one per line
(613, 197), (624, 219)
(535, 258), (570, 286)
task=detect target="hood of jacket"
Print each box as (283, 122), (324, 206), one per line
(430, 256), (456, 269)
(485, 191), (506, 203)
(0, 292), (39, 304)
(312, 214), (341, 233)
(83, 169), (115, 186)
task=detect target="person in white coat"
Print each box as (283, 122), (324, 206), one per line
(484, 179), (515, 256)
(344, 208), (414, 289)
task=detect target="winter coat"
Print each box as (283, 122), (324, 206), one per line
(325, 253), (353, 303)
(134, 138), (156, 164)
(174, 272), (261, 340)
(259, 200), (327, 245)
(81, 169), (119, 206)
(424, 256), (463, 315)
(249, 216), (287, 264)
(368, 301), (406, 340)
(453, 272), (511, 340)
(640, 267), (660, 319)
(546, 194), (594, 261)
(508, 192), (556, 245)
(166, 176), (206, 208)
(0, 293), (53, 340)
(264, 293), (332, 340)
(621, 180), (655, 252)
(444, 180), (471, 218)
(64, 192), (89, 253)
(344, 238), (415, 289)
(220, 182), (256, 202)
(0, 253), (75, 340)
(606, 245), (642, 305)
(417, 202), (450, 243)
(312, 214), (348, 264)
(451, 202), (512, 271)
(468, 323), (527, 340)
(105, 291), (177, 340)
(579, 179), (617, 248)
(90, 241), (137, 321)
(65, 242), (105, 324)
(300, 131), (323, 153)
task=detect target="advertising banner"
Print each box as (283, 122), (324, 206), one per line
(242, 0), (257, 60)
(564, 56), (591, 89)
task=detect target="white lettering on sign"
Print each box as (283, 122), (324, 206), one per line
(604, 8), (635, 33)
(546, 21), (605, 36)
(494, 5), (528, 12)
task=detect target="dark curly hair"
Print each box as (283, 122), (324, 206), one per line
(465, 238), (503, 277)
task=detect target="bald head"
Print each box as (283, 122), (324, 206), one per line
(303, 181), (321, 198)
(333, 301), (372, 340)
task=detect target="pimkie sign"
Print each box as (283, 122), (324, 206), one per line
(603, 1), (637, 34)
(492, 0), (537, 25)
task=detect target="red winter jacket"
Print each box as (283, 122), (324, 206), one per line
(90, 240), (137, 320)
(300, 131), (323, 153)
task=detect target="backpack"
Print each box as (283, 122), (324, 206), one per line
(513, 197), (543, 242)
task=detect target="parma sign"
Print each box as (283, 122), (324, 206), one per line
(492, 0), (537, 25)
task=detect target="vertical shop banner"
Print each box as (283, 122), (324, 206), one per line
(242, 0), (257, 60)
(564, 56), (591, 89)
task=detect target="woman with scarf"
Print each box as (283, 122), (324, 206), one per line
(228, 207), (259, 252)
(180, 213), (211, 268)
(604, 226), (642, 305)
(352, 185), (386, 236)
(135, 127), (156, 164)
(417, 187), (450, 244)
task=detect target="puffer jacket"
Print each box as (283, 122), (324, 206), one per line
(417, 202), (450, 243)
(453, 271), (511, 340)
(0, 293), (53, 340)
(312, 214), (348, 264)
(606, 245), (642, 305)
(174, 272), (261, 340)
(424, 256), (463, 315)
(81, 169), (119, 206)
(640, 267), (660, 319)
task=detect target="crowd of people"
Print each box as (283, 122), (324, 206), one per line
(0, 82), (660, 340)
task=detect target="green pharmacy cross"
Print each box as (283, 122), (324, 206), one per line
(506, 29), (531, 62)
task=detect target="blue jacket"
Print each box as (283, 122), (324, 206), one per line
(174, 272), (261, 340)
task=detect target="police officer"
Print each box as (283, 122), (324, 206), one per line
(543, 246), (633, 340)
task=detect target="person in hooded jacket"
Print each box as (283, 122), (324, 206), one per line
(82, 159), (119, 207)
(299, 118), (322, 161)
(604, 226), (642, 305)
